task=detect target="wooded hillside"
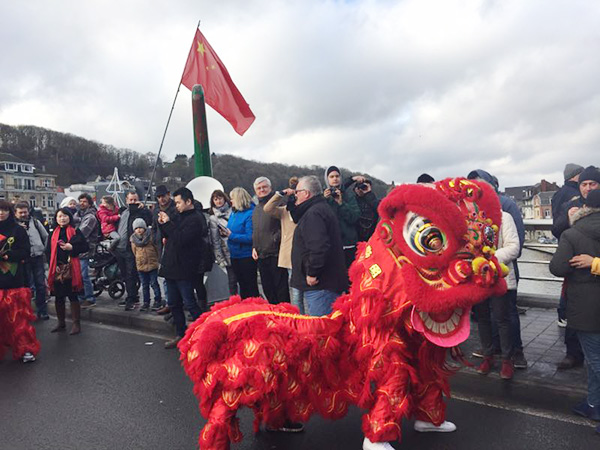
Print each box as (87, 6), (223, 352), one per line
(0, 123), (390, 197)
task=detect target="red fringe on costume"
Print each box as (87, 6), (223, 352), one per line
(0, 287), (40, 360)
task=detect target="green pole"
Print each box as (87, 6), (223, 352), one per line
(192, 84), (212, 177)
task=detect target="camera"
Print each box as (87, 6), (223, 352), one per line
(329, 187), (340, 198)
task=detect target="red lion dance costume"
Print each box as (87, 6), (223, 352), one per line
(179, 178), (508, 449)
(0, 234), (40, 362)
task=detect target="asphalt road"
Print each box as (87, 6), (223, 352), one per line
(1, 320), (599, 450)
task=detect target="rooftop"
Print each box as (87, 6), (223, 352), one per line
(0, 152), (27, 164)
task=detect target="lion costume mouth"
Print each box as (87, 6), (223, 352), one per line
(410, 306), (471, 348)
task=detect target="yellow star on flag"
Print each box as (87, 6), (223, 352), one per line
(197, 40), (205, 57)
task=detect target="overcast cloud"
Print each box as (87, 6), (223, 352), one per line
(1, 0), (599, 188)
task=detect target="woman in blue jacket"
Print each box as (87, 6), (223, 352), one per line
(225, 187), (259, 298)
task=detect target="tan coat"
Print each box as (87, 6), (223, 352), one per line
(131, 240), (160, 273)
(263, 193), (296, 269)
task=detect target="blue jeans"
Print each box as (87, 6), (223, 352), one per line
(166, 279), (201, 337)
(303, 289), (338, 316)
(161, 277), (169, 307)
(138, 270), (162, 305)
(490, 290), (523, 353)
(78, 258), (95, 302)
(577, 331), (600, 407)
(288, 269), (306, 314)
(25, 255), (47, 316)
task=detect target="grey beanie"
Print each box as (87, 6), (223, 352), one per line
(564, 163), (584, 181)
(132, 218), (147, 231)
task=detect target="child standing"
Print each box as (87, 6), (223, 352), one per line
(97, 196), (120, 249)
(130, 218), (162, 311)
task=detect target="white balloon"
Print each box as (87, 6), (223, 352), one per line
(186, 176), (225, 209)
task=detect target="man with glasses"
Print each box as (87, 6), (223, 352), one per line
(291, 175), (347, 316)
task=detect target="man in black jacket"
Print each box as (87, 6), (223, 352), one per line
(158, 187), (206, 349)
(550, 189), (600, 424)
(291, 175), (347, 316)
(115, 191), (152, 311)
(152, 185), (177, 313)
(551, 164), (583, 330)
(553, 166), (600, 369)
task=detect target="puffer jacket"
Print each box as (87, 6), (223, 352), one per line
(97, 204), (120, 235)
(550, 207), (600, 332)
(131, 238), (159, 273)
(227, 205), (254, 260)
(495, 211), (520, 290)
(209, 204), (232, 266)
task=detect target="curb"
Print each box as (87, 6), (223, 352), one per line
(454, 365), (586, 400)
(48, 302), (174, 336)
(517, 293), (558, 309)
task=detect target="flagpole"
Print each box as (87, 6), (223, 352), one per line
(144, 21), (201, 204)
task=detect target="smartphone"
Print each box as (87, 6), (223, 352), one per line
(57, 240), (65, 246)
(217, 223), (228, 232)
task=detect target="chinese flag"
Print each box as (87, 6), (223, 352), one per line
(181, 29), (255, 136)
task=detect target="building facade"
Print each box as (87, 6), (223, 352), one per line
(0, 153), (58, 221)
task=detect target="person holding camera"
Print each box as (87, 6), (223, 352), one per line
(352, 178), (380, 243)
(324, 166), (360, 269)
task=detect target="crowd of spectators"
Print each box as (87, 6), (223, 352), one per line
(2, 163), (599, 436)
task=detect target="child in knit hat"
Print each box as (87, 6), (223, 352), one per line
(130, 218), (162, 311)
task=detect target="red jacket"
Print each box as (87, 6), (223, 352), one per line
(97, 205), (120, 235)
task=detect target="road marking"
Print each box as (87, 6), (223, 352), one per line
(452, 392), (595, 427)
(84, 320), (171, 340)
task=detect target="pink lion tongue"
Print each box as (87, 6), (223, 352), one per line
(411, 306), (471, 348)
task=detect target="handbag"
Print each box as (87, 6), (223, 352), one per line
(55, 258), (72, 283)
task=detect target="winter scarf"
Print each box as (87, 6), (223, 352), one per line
(48, 225), (83, 293)
(130, 229), (152, 248)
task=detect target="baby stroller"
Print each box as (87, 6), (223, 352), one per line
(90, 243), (127, 300)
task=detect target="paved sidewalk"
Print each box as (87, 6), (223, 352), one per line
(460, 306), (586, 396)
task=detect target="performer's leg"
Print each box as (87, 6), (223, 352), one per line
(3, 288), (40, 360)
(412, 358), (456, 433)
(362, 366), (410, 445)
(199, 398), (240, 450)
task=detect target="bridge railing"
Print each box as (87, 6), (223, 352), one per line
(518, 243), (562, 283)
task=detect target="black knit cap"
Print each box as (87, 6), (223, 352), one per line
(579, 166), (600, 185)
(326, 166), (340, 177)
(585, 189), (600, 208)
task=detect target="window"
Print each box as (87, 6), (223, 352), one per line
(0, 177), (4, 189)
(29, 196), (36, 207)
(13, 178), (23, 189)
(21, 164), (34, 173)
(42, 196), (47, 207)
(48, 196), (54, 208)
(25, 178), (35, 190)
(4, 163), (17, 172)
(42, 179), (52, 188)
(544, 209), (551, 219)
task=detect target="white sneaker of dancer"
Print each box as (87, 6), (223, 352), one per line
(414, 420), (456, 432)
(363, 437), (395, 450)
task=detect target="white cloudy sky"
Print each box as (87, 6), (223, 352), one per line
(1, 0), (599, 188)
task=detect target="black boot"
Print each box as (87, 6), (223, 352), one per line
(51, 300), (66, 333)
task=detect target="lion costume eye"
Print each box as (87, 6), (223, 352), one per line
(403, 213), (447, 256)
